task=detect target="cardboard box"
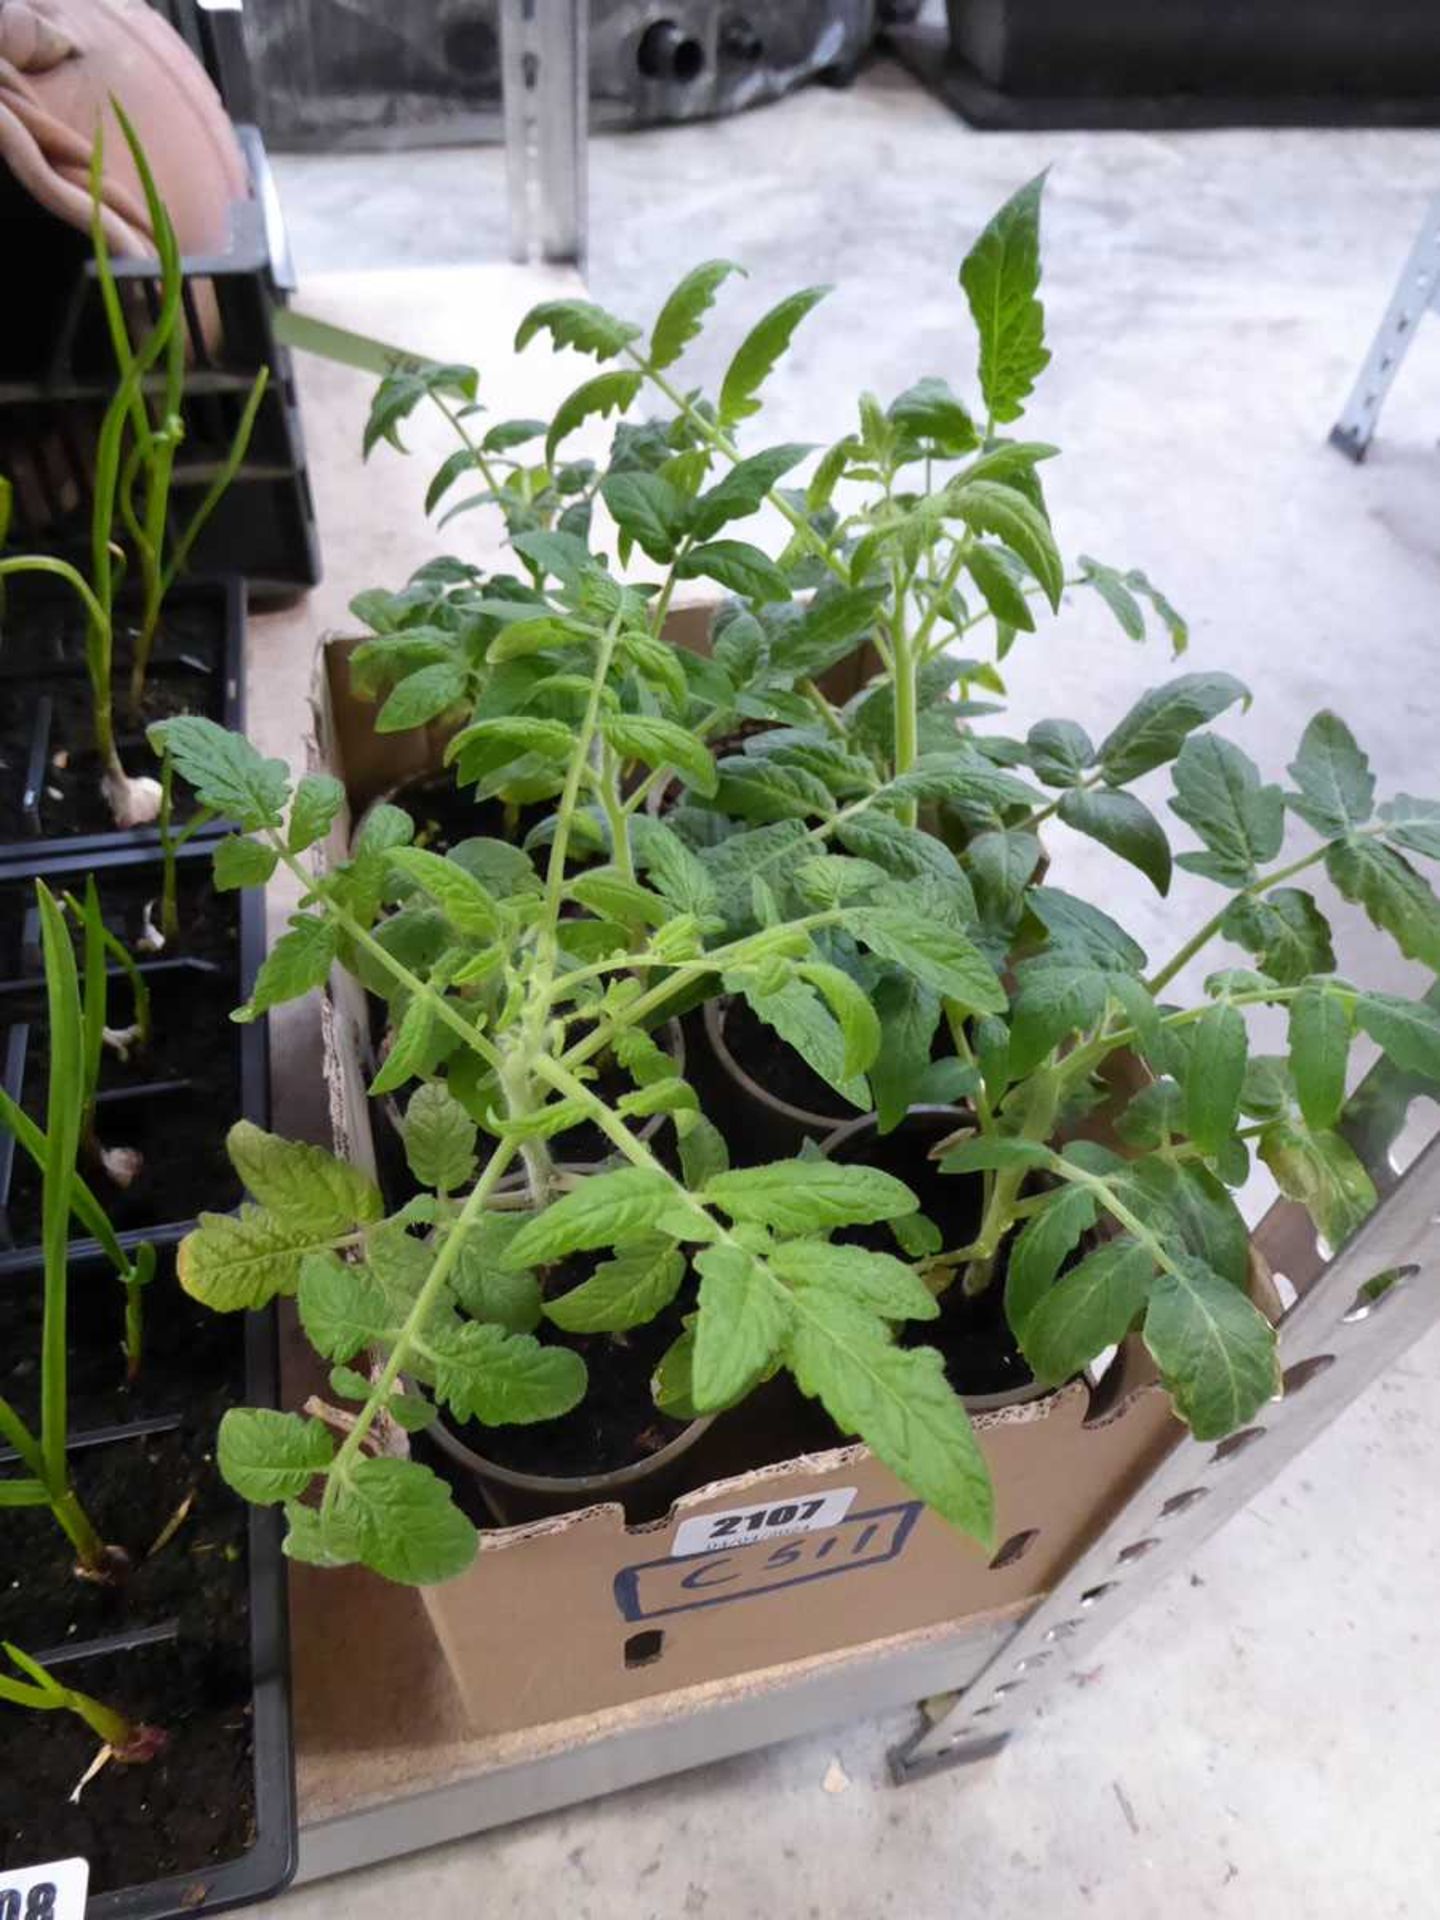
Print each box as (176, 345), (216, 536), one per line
(310, 619), (1197, 1741)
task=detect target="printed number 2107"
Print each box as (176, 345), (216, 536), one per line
(671, 1488), (857, 1558)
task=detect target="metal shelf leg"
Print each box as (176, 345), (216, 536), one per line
(1330, 194), (1440, 461)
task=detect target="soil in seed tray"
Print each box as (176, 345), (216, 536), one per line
(0, 1634), (257, 1897)
(447, 1261), (692, 1480)
(718, 996), (857, 1122)
(0, 1243), (234, 1436)
(0, 1370), (247, 1657)
(0, 855), (238, 979)
(8, 968), (237, 1102)
(4, 1085), (240, 1248)
(833, 1118), (1041, 1401)
(0, 595), (228, 842)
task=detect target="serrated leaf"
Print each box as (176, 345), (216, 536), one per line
(1170, 734), (1284, 888)
(1007, 960), (1110, 1075)
(1286, 713), (1375, 837)
(179, 1204), (344, 1310)
(545, 370), (642, 465)
(1259, 1121), (1376, 1247)
(233, 914), (337, 1022)
(703, 1158), (916, 1232)
(602, 713), (718, 799)
(544, 1236), (686, 1334)
(1105, 1156), (1251, 1289)
(739, 979), (868, 1112)
(1029, 721), (1090, 787)
(888, 376), (979, 455)
(959, 171), (1049, 428)
(150, 715), (290, 829)
(690, 443), (811, 540)
(1185, 1001), (1248, 1158)
(1355, 991), (1440, 1082)
(786, 1294), (993, 1544)
(375, 661), (468, 734)
(1020, 1238), (1154, 1385)
(388, 845), (500, 938)
(632, 816), (718, 920)
(952, 479), (1062, 609)
(691, 1244), (791, 1408)
(1004, 1184), (1097, 1336)
(298, 1253), (394, 1361)
(964, 540), (1035, 631)
(719, 285), (830, 425)
(502, 1166), (676, 1267)
(1143, 1256), (1278, 1441)
(1058, 788), (1172, 895)
(288, 773), (345, 854)
(1221, 888), (1335, 986)
(1099, 674), (1249, 786)
(369, 995), (435, 1098)
(1028, 888), (1147, 970)
(515, 297), (640, 360)
(1326, 838), (1440, 970)
(649, 259), (744, 371)
(939, 1137), (1052, 1174)
(213, 835), (278, 891)
(797, 959), (881, 1078)
(870, 971), (941, 1134)
(600, 471), (690, 562)
(227, 1120), (383, 1232)
(451, 1238), (544, 1336)
(845, 908), (1006, 1011)
(402, 1083), (478, 1192)
(1289, 985), (1350, 1131)
(424, 1321), (588, 1425)
(769, 1239), (938, 1321)
(332, 1456), (477, 1584)
(675, 538), (791, 604)
(218, 1408), (332, 1504)
(1377, 794), (1440, 861)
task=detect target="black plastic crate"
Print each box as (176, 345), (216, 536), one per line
(0, 126), (317, 598)
(0, 844), (295, 1914)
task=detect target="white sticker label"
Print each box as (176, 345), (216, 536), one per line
(672, 1488), (858, 1558)
(1, 1858), (89, 1920)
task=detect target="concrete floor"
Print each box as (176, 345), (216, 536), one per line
(258, 55), (1440, 1920)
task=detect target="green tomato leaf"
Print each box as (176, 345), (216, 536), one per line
(844, 908), (1006, 1012)
(218, 1407), (333, 1504)
(545, 369), (642, 466)
(212, 835), (279, 891)
(649, 259), (744, 371)
(602, 713), (718, 799)
(332, 1455), (477, 1585)
(515, 297), (639, 361)
(502, 1167), (678, 1267)
(1019, 1237), (1155, 1386)
(375, 661), (469, 735)
(288, 773), (346, 854)
(544, 1236), (686, 1334)
(388, 844), (501, 939)
(1326, 838), (1440, 970)
(692, 1244), (791, 1408)
(1184, 1001), (1248, 1159)
(1377, 794), (1440, 862)
(690, 443), (812, 540)
(718, 285), (830, 426)
(1258, 1121), (1377, 1248)
(951, 479), (1062, 609)
(1143, 1256), (1278, 1441)
(703, 1158), (917, 1232)
(600, 471), (690, 562)
(1058, 788), (1172, 895)
(1098, 674), (1249, 786)
(297, 1252), (395, 1362)
(1220, 887), (1335, 986)
(178, 1203), (347, 1311)
(675, 538), (791, 604)
(1004, 1184), (1098, 1336)
(1026, 719), (1094, 788)
(786, 1294), (994, 1545)
(425, 1322), (588, 1426)
(233, 914), (338, 1023)
(149, 715), (290, 830)
(869, 972), (941, 1135)
(227, 1119), (383, 1232)
(768, 1239), (938, 1322)
(888, 376), (979, 455)
(1286, 712), (1375, 837)
(959, 170), (1049, 428)
(797, 960), (882, 1078)
(402, 1083), (478, 1193)
(1170, 733), (1285, 888)
(1355, 991), (1440, 1082)
(1288, 985), (1350, 1132)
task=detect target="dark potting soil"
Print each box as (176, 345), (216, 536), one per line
(0, 854), (239, 980)
(449, 1260), (692, 1481)
(0, 597), (227, 842)
(0, 1278), (257, 1897)
(831, 1115), (1041, 1401)
(0, 1243), (234, 1435)
(359, 772), (553, 861)
(5, 1082), (241, 1249)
